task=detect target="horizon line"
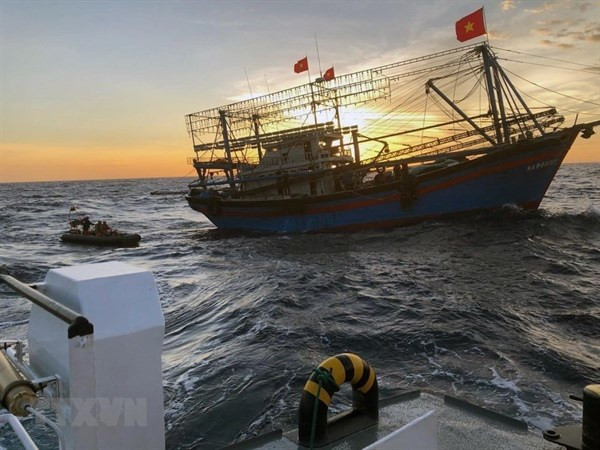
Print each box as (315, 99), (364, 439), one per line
(1, 161), (598, 184)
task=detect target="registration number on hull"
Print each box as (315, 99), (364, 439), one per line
(527, 158), (558, 172)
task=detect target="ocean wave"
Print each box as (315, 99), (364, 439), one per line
(1, 169), (598, 449)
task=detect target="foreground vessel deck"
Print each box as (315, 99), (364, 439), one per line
(230, 390), (562, 450)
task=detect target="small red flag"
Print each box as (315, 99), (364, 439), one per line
(294, 57), (308, 74)
(455, 8), (486, 42)
(323, 66), (335, 81)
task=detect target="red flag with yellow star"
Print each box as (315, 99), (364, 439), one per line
(455, 8), (486, 42)
(294, 57), (309, 74)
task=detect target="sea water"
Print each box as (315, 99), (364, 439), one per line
(0, 163), (599, 449)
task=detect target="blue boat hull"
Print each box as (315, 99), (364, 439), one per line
(186, 130), (578, 233)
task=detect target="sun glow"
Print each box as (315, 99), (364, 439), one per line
(1, 1), (598, 183)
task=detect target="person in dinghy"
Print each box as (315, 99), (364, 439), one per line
(62, 206), (141, 247)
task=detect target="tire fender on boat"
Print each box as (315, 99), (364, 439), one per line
(207, 196), (221, 216)
(399, 176), (419, 208)
(298, 353), (378, 447)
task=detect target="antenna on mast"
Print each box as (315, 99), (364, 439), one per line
(244, 67), (254, 99)
(482, 6), (490, 45)
(315, 33), (323, 77)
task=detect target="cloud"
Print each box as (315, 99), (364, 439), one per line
(525, 0), (594, 15)
(500, 0), (517, 11)
(488, 30), (510, 40)
(539, 39), (575, 49)
(575, 1), (593, 12)
(525, 2), (558, 14)
(530, 17), (600, 47)
(540, 19), (575, 27)
(555, 30), (584, 39)
(532, 27), (552, 36)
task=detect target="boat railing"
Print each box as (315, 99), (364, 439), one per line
(192, 122), (359, 154)
(0, 413), (38, 450)
(0, 275), (93, 339)
(1, 273), (92, 450)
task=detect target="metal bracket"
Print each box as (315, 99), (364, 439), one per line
(543, 425), (582, 450)
(0, 340), (24, 361)
(31, 374), (62, 399)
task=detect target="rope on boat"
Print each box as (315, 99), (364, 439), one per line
(502, 67), (600, 107)
(308, 367), (337, 450)
(491, 45), (600, 70)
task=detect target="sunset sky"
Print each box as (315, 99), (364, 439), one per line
(1, 0), (599, 183)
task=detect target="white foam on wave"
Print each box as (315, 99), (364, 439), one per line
(526, 414), (554, 431)
(234, 370), (255, 396)
(489, 367), (521, 394)
(501, 203), (524, 212)
(424, 354), (442, 369)
(164, 400), (185, 426)
(176, 370), (200, 393)
(525, 383), (583, 431)
(485, 367), (570, 431)
(240, 368), (297, 439)
(250, 318), (267, 334)
(585, 204), (600, 217)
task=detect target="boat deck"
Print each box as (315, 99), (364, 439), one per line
(228, 390), (563, 449)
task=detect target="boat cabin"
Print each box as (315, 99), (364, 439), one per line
(238, 127), (355, 198)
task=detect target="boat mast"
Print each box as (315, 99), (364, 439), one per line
(315, 82), (345, 153)
(309, 82), (319, 126)
(351, 129), (360, 163)
(252, 114), (263, 161)
(332, 87), (344, 153)
(218, 110), (237, 190)
(493, 65), (511, 143)
(489, 56), (546, 136)
(481, 45), (503, 144)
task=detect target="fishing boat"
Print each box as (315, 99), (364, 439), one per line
(184, 42), (598, 233)
(0, 262), (598, 449)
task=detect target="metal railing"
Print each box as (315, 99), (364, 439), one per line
(0, 414), (38, 450)
(0, 273), (78, 450)
(0, 275), (93, 339)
